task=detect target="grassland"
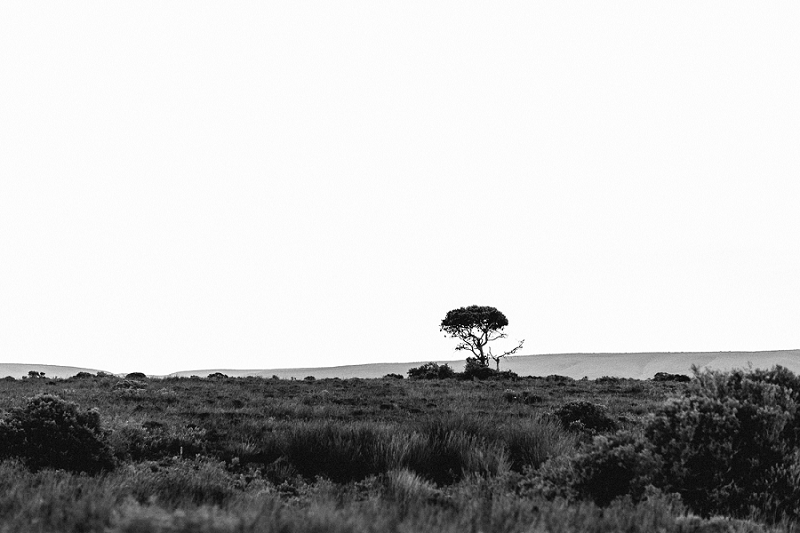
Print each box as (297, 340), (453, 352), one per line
(0, 371), (795, 532)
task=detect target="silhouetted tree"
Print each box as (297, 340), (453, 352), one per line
(440, 305), (524, 370)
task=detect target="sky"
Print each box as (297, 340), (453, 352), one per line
(1, 3), (799, 375)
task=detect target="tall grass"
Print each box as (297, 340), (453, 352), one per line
(239, 413), (573, 485)
(1, 460), (781, 533)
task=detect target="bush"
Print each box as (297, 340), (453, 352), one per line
(125, 372), (148, 380)
(545, 374), (573, 382)
(552, 401), (618, 433)
(110, 421), (208, 461)
(532, 431), (659, 506)
(0, 394), (115, 474)
(407, 363), (455, 380)
(383, 373), (404, 380)
(652, 372), (690, 383)
(645, 366), (800, 521)
(462, 358), (495, 380)
(121, 458), (245, 507)
(461, 358), (519, 381)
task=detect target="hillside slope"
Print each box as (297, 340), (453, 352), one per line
(0, 363), (108, 379)
(170, 349), (800, 380)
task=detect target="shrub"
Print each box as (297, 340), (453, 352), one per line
(383, 373), (404, 380)
(125, 372), (148, 380)
(552, 401), (618, 433)
(207, 372), (228, 379)
(521, 391), (544, 404)
(503, 389), (519, 403)
(460, 358), (518, 381)
(645, 366), (800, 521)
(407, 363), (455, 380)
(462, 358), (495, 380)
(545, 374), (573, 382)
(121, 458), (245, 507)
(652, 372), (690, 383)
(110, 421), (208, 461)
(531, 431), (659, 506)
(0, 394), (115, 474)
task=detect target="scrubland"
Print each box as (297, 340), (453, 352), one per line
(0, 367), (797, 532)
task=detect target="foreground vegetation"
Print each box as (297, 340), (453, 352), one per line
(0, 366), (797, 532)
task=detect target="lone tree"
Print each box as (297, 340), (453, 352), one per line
(440, 305), (524, 370)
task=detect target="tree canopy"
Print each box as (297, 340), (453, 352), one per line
(440, 305), (523, 370)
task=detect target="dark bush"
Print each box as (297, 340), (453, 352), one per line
(645, 366), (800, 521)
(461, 358), (518, 381)
(552, 401), (618, 433)
(521, 391), (544, 404)
(0, 394), (114, 474)
(72, 372), (94, 379)
(545, 374), (573, 382)
(462, 358), (495, 380)
(503, 389), (519, 403)
(652, 372), (690, 382)
(383, 373), (404, 379)
(532, 431), (659, 506)
(114, 379), (146, 391)
(125, 372), (148, 380)
(207, 372), (228, 379)
(407, 363), (455, 380)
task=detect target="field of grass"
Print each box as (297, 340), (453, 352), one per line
(0, 370), (796, 532)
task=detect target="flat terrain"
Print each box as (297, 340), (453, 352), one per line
(0, 368), (791, 532)
(167, 349), (800, 380)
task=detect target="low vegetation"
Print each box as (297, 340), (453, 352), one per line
(0, 364), (797, 532)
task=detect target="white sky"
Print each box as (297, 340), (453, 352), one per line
(1, 3), (799, 375)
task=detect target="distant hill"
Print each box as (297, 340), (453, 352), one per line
(169, 349), (800, 380)
(0, 363), (109, 379)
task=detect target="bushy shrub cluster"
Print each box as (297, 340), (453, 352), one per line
(652, 372), (690, 383)
(551, 401), (618, 433)
(529, 366), (800, 523)
(110, 421), (208, 462)
(407, 363), (455, 380)
(530, 431), (659, 506)
(646, 365), (800, 520)
(459, 358), (519, 380)
(0, 394), (114, 474)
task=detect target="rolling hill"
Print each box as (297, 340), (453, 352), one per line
(168, 349), (800, 380)
(0, 363), (109, 379)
